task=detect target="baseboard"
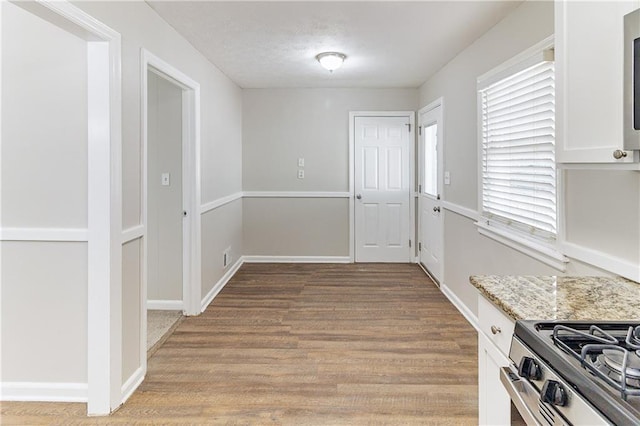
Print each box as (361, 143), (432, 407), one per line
(1, 381), (88, 402)
(120, 366), (144, 405)
(201, 256), (245, 312)
(146, 300), (183, 310)
(243, 255), (351, 263)
(439, 283), (480, 332)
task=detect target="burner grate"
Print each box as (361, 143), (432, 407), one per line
(553, 325), (640, 401)
(627, 326), (640, 355)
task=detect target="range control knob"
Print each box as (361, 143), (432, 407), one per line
(518, 356), (542, 380)
(541, 380), (568, 407)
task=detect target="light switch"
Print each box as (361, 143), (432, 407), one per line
(298, 169), (305, 179)
(298, 158), (305, 167)
(161, 172), (170, 186)
(444, 171), (450, 185)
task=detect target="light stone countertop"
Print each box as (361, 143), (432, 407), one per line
(470, 275), (640, 321)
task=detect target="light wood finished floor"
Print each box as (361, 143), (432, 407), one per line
(1, 263), (478, 425)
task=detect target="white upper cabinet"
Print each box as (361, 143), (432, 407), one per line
(555, 0), (640, 164)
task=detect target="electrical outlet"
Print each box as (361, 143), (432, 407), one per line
(444, 171), (451, 185)
(223, 247), (232, 268)
(298, 157), (305, 167)
(297, 169), (304, 179)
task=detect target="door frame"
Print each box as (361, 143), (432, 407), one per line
(140, 49), (202, 369)
(8, 0), (123, 415)
(348, 111), (415, 263)
(417, 97), (445, 282)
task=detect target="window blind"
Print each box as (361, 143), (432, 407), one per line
(480, 59), (556, 240)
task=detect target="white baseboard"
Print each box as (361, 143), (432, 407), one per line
(243, 255), (351, 263)
(1, 381), (88, 402)
(146, 300), (183, 310)
(201, 256), (245, 312)
(120, 366), (144, 405)
(439, 283), (480, 332)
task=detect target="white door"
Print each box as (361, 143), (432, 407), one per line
(354, 116), (412, 262)
(418, 103), (444, 282)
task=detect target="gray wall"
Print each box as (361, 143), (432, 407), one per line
(564, 170), (640, 265)
(147, 72), (183, 302)
(417, 0), (618, 316)
(242, 88), (417, 256)
(1, 2), (88, 384)
(0, 0), (244, 391)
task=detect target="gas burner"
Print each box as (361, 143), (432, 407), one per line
(593, 348), (640, 389)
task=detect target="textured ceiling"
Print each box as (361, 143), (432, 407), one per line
(147, 1), (522, 89)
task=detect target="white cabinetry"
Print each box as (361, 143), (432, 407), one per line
(555, 0), (639, 164)
(477, 295), (516, 426)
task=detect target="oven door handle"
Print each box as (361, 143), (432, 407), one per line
(499, 366), (543, 426)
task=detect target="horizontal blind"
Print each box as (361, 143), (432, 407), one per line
(480, 60), (556, 240)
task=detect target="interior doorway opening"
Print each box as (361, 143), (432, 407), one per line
(146, 70), (185, 351)
(141, 49), (202, 375)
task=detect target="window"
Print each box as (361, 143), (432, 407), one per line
(423, 122), (438, 197)
(478, 41), (556, 243)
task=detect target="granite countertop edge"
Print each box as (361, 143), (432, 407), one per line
(469, 275), (640, 322)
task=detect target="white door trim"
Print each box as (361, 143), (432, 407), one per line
(11, 0), (124, 415)
(348, 111), (415, 263)
(417, 97), (445, 283)
(141, 49), (202, 381)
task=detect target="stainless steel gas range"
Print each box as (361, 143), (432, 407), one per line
(502, 321), (640, 425)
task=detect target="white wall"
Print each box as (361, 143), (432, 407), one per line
(1, 1), (89, 385)
(242, 88), (417, 256)
(417, 0), (624, 317)
(147, 72), (183, 302)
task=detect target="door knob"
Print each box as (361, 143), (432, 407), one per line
(356, 194), (362, 200)
(433, 206), (440, 212)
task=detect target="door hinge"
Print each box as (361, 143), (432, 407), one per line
(405, 123), (411, 133)
(409, 240), (412, 248)
(419, 125), (422, 136)
(419, 242), (422, 251)
(418, 184), (422, 193)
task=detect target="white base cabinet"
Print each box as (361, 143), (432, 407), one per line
(477, 295), (516, 425)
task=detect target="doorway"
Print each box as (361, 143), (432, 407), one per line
(147, 71), (183, 309)
(146, 71), (184, 350)
(350, 113), (414, 262)
(141, 50), (202, 374)
(418, 99), (444, 283)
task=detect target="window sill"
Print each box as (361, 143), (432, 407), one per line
(475, 221), (568, 272)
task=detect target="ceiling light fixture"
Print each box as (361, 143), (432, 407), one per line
(316, 52), (346, 72)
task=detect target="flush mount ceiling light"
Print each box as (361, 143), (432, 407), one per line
(316, 52), (347, 72)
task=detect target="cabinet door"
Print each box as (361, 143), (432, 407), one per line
(555, 0), (638, 163)
(478, 333), (511, 426)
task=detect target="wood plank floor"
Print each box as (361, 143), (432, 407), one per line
(1, 263), (478, 425)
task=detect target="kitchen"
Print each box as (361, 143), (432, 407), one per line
(1, 0), (639, 424)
